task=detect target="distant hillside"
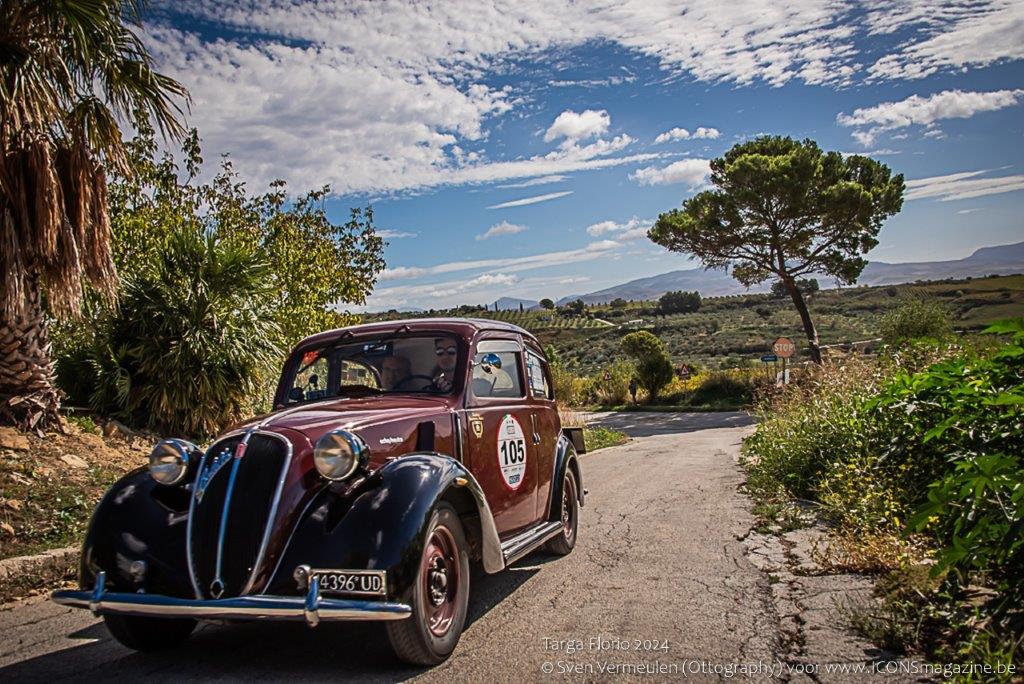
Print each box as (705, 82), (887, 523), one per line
(559, 241), (1024, 305)
(494, 296), (539, 311)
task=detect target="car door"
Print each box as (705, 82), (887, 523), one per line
(524, 345), (560, 522)
(464, 336), (538, 536)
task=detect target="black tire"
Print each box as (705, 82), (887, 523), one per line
(386, 503), (470, 666)
(103, 613), (196, 651)
(545, 470), (579, 555)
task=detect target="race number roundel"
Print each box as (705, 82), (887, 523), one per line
(497, 414), (527, 490)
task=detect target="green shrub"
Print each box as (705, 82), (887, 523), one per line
(878, 319), (1024, 614)
(879, 296), (953, 346)
(620, 331), (674, 402)
(87, 229), (282, 437)
(590, 359), (634, 405)
(690, 371), (756, 406)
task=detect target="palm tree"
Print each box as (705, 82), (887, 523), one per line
(1, 0), (188, 428)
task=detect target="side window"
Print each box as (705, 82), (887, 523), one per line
(525, 350), (551, 399)
(471, 340), (524, 399)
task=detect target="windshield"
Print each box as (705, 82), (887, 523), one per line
(283, 334), (463, 404)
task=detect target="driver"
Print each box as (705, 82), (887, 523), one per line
(380, 354), (411, 390)
(431, 336), (458, 392)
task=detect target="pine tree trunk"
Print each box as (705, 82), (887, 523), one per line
(784, 279), (822, 364)
(0, 276), (62, 429)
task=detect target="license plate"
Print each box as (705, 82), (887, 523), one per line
(311, 569), (386, 597)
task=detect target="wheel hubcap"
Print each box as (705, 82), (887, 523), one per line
(422, 525), (459, 636)
(562, 476), (576, 541)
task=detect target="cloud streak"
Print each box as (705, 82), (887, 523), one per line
(488, 191), (573, 209)
(905, 169), (1024, 202)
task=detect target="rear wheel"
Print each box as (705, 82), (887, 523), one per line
(386, 503), (470, 665)
(103, 613), (196, 651)
(545, 470), (578, 555)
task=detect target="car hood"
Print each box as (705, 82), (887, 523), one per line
(235, 394), (455, 441)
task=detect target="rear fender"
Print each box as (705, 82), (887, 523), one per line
(547, 432), (584, 521)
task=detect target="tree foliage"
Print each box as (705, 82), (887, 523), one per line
(620, 331), (674, 402)
(658, 290), (701, 315)
(105, 125), (385, 347)
(539, 298), (555, 310)
(771, 278), (818, 299)
(649, 136), (904, 363)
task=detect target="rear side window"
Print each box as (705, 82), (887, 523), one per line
(525, 350), (552, 399)
(471, 340), (523, 399)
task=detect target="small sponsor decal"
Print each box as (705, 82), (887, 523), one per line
(378, 436), (404, 445)
(470, 413), (484, 438)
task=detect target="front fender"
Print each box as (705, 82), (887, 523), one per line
(78, 467), (194, 597)
(266, 453), (502, 599)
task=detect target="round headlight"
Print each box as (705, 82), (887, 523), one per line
(149, 439), (193, 485)
(314, 430), (368, 481)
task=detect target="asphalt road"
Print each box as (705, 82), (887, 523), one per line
(0, 411), (772, 682)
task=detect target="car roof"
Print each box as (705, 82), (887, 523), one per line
(295, 317), (540, 350)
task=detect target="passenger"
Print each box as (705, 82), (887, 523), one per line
(380, 355), (411, 390)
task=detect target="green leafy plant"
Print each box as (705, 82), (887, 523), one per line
(89, 228), (282, 437)
(620, 331), (674, 402)
(878, 319), (1024, 615)
(879, 296), (953, 346)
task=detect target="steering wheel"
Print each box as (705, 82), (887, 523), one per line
(393, 374), (436, 391)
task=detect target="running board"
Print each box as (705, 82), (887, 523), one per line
(500, 521), (563, 566)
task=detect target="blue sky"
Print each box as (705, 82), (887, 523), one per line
(145, 1), (1024, 310)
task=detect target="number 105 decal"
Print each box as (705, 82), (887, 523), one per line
(497, 414), (527, 489)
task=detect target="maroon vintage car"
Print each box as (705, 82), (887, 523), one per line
(53, 318), (586, 665)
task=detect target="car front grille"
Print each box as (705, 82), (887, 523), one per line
(188, 432), (290, 598)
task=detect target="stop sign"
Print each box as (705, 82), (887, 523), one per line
(772, 337), (797, 358)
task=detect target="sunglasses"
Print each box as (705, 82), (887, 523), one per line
(435, 346), (457, 356)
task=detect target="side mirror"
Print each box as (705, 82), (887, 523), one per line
(288, 387), (304, 401)
(478, 353), (502, 373)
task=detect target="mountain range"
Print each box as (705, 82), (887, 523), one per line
(541, 240), (1024, 306)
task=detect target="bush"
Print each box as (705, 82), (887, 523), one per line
(86, 229), (282, 437)
(620, 331), (674, 402)
(878, 319), (1024, 614)
(879, 296), (953, 346)
(743, 321), (1023, 664)
(590, 359), (634, 405)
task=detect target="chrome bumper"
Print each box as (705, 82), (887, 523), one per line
(52, 572), (411, 627)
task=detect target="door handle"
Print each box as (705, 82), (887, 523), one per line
(530, 414), (541, 445)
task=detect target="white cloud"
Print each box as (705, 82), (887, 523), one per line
(145, 0), (1012, 196)
(543, 109), (610, 144)
(377, 229), (417, 239)
(476, 221), (529, 240)
(867, 1), (1024, 80)
(654, 126), (721, 143)
(464, 273), (518, 288)
(906, 169), (1024, 201)
(378, 240), (623, 285)
(629, 159), (712, 187)
(488, 191), (573, 209)
(585, 216), (651, 241)
(496, 175), (568, 188)
(655, 128), (691, 143)
(837, 88), (1024, 144)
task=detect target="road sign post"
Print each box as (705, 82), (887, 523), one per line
(771, 337), (796, 385)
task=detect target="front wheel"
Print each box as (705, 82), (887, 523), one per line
(545, 470), (579, 555)
(386, 503), (470, 665)
(103, 613), (196, 651)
